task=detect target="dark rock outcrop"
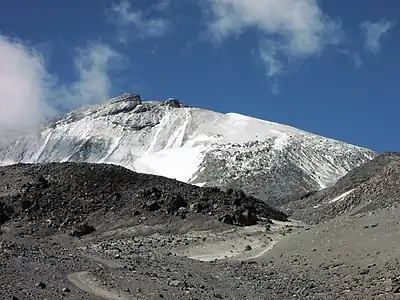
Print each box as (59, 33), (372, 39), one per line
(0, 162), (287, 234)
(164, 98), (181, 108)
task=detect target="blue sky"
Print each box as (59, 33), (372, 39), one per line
(0, 0), (398, 152)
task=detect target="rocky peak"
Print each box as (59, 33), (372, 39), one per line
(164, 98), (181, 108)
(111, 93), (142, 105)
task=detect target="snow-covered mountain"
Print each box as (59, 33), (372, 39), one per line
(0, 93), (375, 205)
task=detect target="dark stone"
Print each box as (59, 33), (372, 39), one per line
(167, 194), (187, 213)
(35, 282), (46, 289)
(244, 245), (252, 251)
(359, 269), (369, 275)
(21, 199), (34, 210)
(169, 280), (182, 287)
(236, 190), (246, 199)
(189, 202), (203, 213)
(0, 203), (12, 225)
(233, 190), (247, 206)
(164, 98), (181, 108)
(235, 209), (257, 226)
(243, 199), (255, 209)
(0, 208), (10, 225)
(143, 187), (162, 198)
(112, 192), (122, 201)
(177, 207), (188, 219)
(219, 214), (233, 225)
(146, 201), (161, 212)
(62, 287), (70, 293)
(71, 222), (96, 237)
(37, 175), (50, 188)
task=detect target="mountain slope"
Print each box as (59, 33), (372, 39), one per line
(281, 152), (400, 223)
(0, 93), (375, 205)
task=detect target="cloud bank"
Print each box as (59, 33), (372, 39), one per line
(0, 35), (121, 139)
(204, 0), (343, 78)
(0, 35), (53, 131)
(360, 20), (395, 54)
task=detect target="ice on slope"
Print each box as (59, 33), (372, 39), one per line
(187, 110), (301, 145)
(134, 146), (206, 182)
(125, 108), (301, 181)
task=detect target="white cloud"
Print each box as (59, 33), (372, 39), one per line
(0, 35), (54, 132)
(0, 35), (122, 142)
(203, 0), (342, 78)
(360, 20), (395, 54)
(58, 43), (122, 111)
(110, 0), (170, 41)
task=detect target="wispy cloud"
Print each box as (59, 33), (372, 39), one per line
(338, 49), (363, 68)
(0, 35), (123, 141)
(109, 0), (170, 42)
(57, 43), (123, 111)
(360, 20), (396, 54)
(150, 0), (172, 13)
(203, 0), (343, 82)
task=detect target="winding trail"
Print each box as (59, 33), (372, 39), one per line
(67, 254), (136, 300)
(67, 271), (134, 300)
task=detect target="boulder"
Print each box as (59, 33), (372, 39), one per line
(167, 194), (187, 213)
(164, 98), (181, 108)
(235, 209), (257, 226)
(219, 214), (233, 225)
(146, 201), (161, 212)
(71, 222), (96, 237)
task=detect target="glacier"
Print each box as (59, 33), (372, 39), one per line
(0, 93), (375, 205)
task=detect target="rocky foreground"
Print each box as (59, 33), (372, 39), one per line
(1, 158), (400, 299)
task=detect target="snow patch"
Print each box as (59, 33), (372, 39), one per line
(0, 160), (16, 166)
(134, 146), (207, 182)
(273, 133), (289, 151)
(313, 189), (355, 208)
(328, 189), (355, 204)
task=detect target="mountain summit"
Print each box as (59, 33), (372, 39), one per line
(0, 93), (375, 204)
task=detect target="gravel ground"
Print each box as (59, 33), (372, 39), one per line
(1, 160), (400, 299)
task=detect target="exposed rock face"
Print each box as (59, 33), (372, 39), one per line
(112, 93), (142, 104)
(0, 162), (287, 235)
(164, 98), (181, 107)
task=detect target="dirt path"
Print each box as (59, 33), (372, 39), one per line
(170, 220), (301, 262)
(67, 272), (135, 300)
